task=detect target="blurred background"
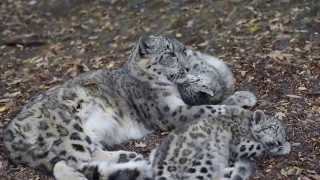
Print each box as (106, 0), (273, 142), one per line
(0, 0), (319, 179)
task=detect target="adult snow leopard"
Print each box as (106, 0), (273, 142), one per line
(3, 35), (256, 180)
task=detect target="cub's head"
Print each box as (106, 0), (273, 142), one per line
(177, 60), (227, 105)
(250, 110), (291, 156)
(128, 35), (190, 83)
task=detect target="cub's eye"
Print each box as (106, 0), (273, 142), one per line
(266, 142), (276, 147)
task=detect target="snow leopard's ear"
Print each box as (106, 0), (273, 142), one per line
(138, 35), (154, 57)
(252, 110), (266, 125)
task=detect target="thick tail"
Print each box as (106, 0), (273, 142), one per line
(81, 160), (153, 180)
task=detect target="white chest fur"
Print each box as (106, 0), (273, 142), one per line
(79, 101), (151, 146)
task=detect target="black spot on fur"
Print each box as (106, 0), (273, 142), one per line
(38, 121), (49, 130)
(59, 150), (67, 156)
(158, 177), (166, 180)
(162, 92), (171, 97)
(256, 145), (261, 150)
(46, 132), (54, 137)
(72, 144), (85, 152)
(53, 139), (63, 146)
(179, 115), (188, 122)
(249, 152), (256, 158)
(73, 123), (83, 132)
(163, 105), (170, 112)
(200, 167), (208, 173)
(196, 176), (204, 180)
(70, 132), (81, 140)
(56, 125), (69, 136)
(249, 145), (254, 151)
(192, 161), (201, 166)
(68, 156), (77, 162)
(129, 153), (137, 159)
(193, 113), (201, 119)
(172, 111), (177, 117)
(188, 168), (196, 173)
(36, 151), (49, 159)
(240, 153), (248, 159)
(157, 170), (163, 176)
(205, 160), (212, 165)
(167, 166), (177, 172)
(179, 158), (187, 164)
(85, 136), (92, 144)
(37, 136), (44, 143)
(240, 145), (246, 152)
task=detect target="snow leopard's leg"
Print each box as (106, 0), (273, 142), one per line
(92, 149), (144, 163)
(81, 160), (153, 180)
(222, 160), (254, 180)
(160, 103), (250, 128)
(222, 91), (257, 108)
(54, 161), (88, 180)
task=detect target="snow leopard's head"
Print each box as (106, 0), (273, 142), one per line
(250, 110), (291, 156)
(128, 35), (191, 84)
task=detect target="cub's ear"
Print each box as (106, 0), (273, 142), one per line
(252, 110), (265, 124)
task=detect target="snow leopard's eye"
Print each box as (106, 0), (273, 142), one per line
(265, 142), (276, 148)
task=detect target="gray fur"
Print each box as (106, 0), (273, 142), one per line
(3, 35), (271, 180)
(150, 110), (290, 180)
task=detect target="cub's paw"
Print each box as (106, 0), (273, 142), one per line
(54, 161), (88, 180)
(117, 151), (145, 163)
(223, 91), (257, 108)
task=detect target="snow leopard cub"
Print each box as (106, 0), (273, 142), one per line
(177, 49), (256, 107)
(150, 109), (291, 180)
(3, 35), (256, 180)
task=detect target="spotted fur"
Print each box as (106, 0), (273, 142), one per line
(150, 110), (291, 180)
(4, 35), (258, 180)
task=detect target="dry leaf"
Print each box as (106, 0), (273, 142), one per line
(0, 105), (8, 113)
(281, 166), (303, 176)
(286, 94), (302, 99)
(268, 50), (293, 61)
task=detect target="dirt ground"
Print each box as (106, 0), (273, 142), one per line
(0, 0), (319, 179)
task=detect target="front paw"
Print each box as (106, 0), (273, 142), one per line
(223, 91), (257, 108)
